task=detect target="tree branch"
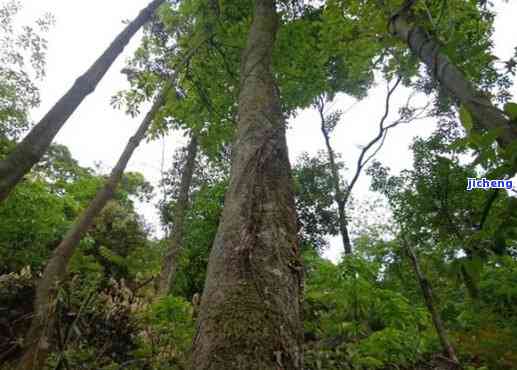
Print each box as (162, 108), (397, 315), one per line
(478, 189), (500, 230)
(345, 76), (402, 202)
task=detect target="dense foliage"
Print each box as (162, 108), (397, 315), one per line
(1, 0), (517, 369)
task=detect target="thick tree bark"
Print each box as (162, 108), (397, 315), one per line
(17, 89), (168, 370)
(191, 1), (304, 369)
(157, 134), (198, 296)
(405, 242), (459, 365)
(0, 0), (165, 203)
(317, 103), (352, 255)
(390, 13), (517, 148)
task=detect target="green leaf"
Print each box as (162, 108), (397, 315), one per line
(459, 105), (473, 133)
(504, 102), (517, 121)
(99, 246), (126, 267)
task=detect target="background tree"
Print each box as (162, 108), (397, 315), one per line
(18, 87), (168, 370)
(0, 0), (166, 203)
(157, 134), (198, 296)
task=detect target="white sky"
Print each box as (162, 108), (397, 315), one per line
(12, 0), (517, 262)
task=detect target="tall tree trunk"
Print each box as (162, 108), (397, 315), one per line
(405, 242), (459, 365)
(0, 0), (165, 203)
(157, 134), (198, 296)
(317, 101), (352, 255)
(18, 89), (168, 370)
(191, 1), (303, 369)
(390, 13), (517, 148)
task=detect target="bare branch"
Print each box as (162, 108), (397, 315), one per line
(344, 75), (402, 202)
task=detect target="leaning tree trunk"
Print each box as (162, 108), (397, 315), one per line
(405, 242), (459, 365)
(157, 134), (198, 296)
(317, 103), (352, 255)
(390, 13), (517, 149)
(0, 0), (165, 203)
(18, 88), (168, 370)
(191, 1), (303, 369)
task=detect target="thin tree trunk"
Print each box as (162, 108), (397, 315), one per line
(157, 134), (198, 296)
(17, 89), (168, 370)
(0, 0), (165, 203)
(317, 101), (352, 255)
(405, 242), (459, 365)
(390, 13), (517, 148)
(191, 0), (303, 369)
